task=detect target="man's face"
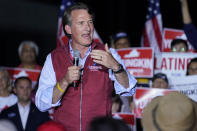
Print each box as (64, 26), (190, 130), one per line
(20, 44), (36, 64)
(14, 79), (32, 103)
(171, 42), (187, 52)
(152, 78), (169, 89)
(67, 9), (94, 47)
(0, 71), (7, 91)
(188, 62), (197, 75)
(114, 38), (130, 49)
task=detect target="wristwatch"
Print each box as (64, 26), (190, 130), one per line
(113, 64), (124, 74)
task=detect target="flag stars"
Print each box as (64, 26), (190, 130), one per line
(148, 7), (152, 12)
(150, 0), (154, 4)
(67, 2), (72, 6)
(60, 5), (65, 10)
(156, 2), (159, 7)
(154, 10), (157, 14)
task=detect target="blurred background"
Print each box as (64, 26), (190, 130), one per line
(0, 0), (196, 67)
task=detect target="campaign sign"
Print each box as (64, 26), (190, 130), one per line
(154, 53), (197, 78)
(4, 67), (41, 88)
(170, 75), (197, 102)
(133, 88), (173, 118)
(117, 48), (154, 78)
(163, 28), (194, 52)
(112, 113), (136, 131)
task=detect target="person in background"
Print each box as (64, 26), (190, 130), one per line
(111, 94), (122, 113)
(128, 96), (135, 113)
(88, 116), (131, 131)
(0, 77), (50, 131)
(152, 73), (170, 89)
(111, 32), (131, 49)
(37, 121), (66, 131)
(18, 40), (42, 70)
(111, 32), (136, 113)
(35, 2), (136, 131)
(142, 92), (197, 131)
(186, 57), (197, 75)
(170, 38), (188, 52)
(0, 68), (17, 112)
(181, 0), (197, 50)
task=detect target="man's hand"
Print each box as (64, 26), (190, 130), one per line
(60, 65), (81, 87)
(90, 43), (119, 70)
(52, 65), (81, 104)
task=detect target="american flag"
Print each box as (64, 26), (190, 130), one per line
(141, 0), (163, 54)
(57, 0), (103, 47)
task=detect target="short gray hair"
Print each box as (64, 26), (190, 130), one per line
(18, 40), (39, 57)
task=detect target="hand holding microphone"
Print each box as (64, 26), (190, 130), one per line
(61, 50), (80, 88)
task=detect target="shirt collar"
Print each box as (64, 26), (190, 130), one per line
(18, 102), (31, 110)
(69, 39), (92, 58)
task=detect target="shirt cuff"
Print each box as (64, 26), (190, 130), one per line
(110, 69), (137, 96)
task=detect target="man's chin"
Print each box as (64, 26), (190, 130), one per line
(82, 40), (93, 47)
(84, 43), (92, 47)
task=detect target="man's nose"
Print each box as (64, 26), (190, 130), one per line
(85, 22), (91, 31)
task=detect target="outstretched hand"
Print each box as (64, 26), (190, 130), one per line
(90, 43), (119, 70)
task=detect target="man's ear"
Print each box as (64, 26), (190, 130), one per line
(65, 25), (72, 35)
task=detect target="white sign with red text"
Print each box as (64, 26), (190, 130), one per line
(154, 53), (197, 78)
(133, 88), (173, 118)
(163, 28), (195, 52)
(170, 75), (197, 102)
(117, 48), (154, 78)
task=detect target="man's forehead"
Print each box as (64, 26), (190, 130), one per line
(71, 9), (91, 19)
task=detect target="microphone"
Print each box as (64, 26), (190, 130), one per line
(73, 50), (80, 87)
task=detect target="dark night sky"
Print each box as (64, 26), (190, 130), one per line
(0, 0), (196, 67)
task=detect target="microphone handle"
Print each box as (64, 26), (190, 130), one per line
(73, 57), (79, 66)
(73, 57), (79, 87)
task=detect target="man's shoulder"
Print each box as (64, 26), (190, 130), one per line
(30, 103), (49, 115)
(52, 46), (66, 53)
(0, 104), (17, 117)
(2, 104), (17, 112)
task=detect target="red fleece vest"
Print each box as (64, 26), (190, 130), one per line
(51, 42), (113, 131)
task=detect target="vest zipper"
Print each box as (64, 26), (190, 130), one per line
(79, 73), (83, 131)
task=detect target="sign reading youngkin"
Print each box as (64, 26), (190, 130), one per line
(117, 48), (154, 78)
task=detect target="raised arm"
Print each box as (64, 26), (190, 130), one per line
(181, 0), (192, 24)
(90, 44), (129, 88)
(90, 44), (137, 96)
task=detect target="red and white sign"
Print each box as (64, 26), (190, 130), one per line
(133, 88), (173, 118)
(154, 53), (197, 78)
(112, 113), (136, 131)
(4, 67), (41, 88)
(163, 28), (194, 52)
(117, 48), (154, 78)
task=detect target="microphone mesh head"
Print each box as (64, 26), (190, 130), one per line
(73, 50), (80, 58)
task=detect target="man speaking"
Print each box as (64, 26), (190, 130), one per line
(35, 2), (137, 131)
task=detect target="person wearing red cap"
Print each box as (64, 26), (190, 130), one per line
(37, 121), (66, 131)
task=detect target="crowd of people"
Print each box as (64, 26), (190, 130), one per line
(0, 0), (197, 131)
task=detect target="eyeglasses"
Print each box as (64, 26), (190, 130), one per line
(172, 47), (186, 52)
